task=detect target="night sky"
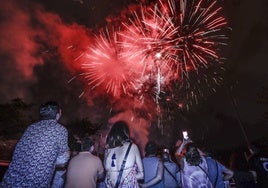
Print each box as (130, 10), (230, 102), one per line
(0, 0), (267, 152)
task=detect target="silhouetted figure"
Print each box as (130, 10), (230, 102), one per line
(246, 145), (268, 188)
(230, 150), (256, 188)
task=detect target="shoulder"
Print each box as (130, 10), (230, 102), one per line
(69, 155), (79, 163)
(22, 123), (36, 133)
(201, 156), (209, 163)
(26, 120), (43, 129)
(85, 154), (103, 165)
(130, 143), (139, 150)
(168, 161), (179, 167)
(95, 156), (104, 167)
(205, 156), (215, 164)
(122, 142), (138, 152)
(91, 154), (102, 162)
(54, 122), (68, 132)
(216, 161), (225, 168)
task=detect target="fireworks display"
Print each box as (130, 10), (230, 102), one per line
(70, 0), (229, 109)
(1, 0), (266, 153)
(76, 28), (140, 98)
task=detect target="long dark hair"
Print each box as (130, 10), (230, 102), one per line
(185, 143), (202, 166)
(106, 121), (130, 148)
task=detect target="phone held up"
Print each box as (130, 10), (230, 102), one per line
(182, 131), (189, 140)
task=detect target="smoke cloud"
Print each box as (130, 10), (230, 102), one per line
(0, 0), (156, 150)
(0, 0), (94, 120)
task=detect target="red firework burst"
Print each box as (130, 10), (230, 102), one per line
(75, 0), (229, 106)
(118, 0), (228, 83)
(78, 28), (142, 98)
(118, 4), (179, 86)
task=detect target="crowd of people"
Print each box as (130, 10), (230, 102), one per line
(0, 101), (267, 188)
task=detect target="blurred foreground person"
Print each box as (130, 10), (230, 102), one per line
(65, 137), (104, 188)
(104, 121), (144, 187)
(1, 101), (69, 188)
(230, 150), (257, 188)
(246, 145), (268, 188)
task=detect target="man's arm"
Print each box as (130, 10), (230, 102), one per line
(140, 160), (163, 188)
(55, 151), (70, 169)
(176, 138), (192, 157)
(221, 164), (234, 181)
(56, 127), (70, 168)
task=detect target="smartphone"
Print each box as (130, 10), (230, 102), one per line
(182, 131), (189, 140)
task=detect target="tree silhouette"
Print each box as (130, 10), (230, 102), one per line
(0, 99), (35, 160)
(0, 98), (35, 140)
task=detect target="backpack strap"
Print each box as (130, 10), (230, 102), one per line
(114, 143), (132, 188)
(163, 164), (179, 185)
(213, 160), (219, 187)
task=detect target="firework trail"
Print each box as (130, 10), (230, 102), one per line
(166, 0), (228, 107)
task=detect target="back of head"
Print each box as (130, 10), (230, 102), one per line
(162, 152), (170, 162)
(106, 121), (130, 148)
(39, 101), (60, 120)
(81, 137), (94, 152)
(145, 141), (157, 156)
(162, 148), (171, 162)
(185, 143), (202, 166)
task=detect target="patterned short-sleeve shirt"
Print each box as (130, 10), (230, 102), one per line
(1, 119), (69, 188)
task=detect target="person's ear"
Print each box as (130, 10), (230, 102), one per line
(57, 109), (62, 120)
(56, 113), (60, 121)
(90, 145), (94, 153)
(56, 110), (61, 121)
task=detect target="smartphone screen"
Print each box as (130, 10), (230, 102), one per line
(182, 131), (189, 140)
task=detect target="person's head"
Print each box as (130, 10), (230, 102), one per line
(162, 148), (171, 162)
(145, 141), (157, 156)
(39, 101), (61, 120)
(106, 121), (130, 148)
(185, 143), (202, 166)
(81, 137), (95, 153)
